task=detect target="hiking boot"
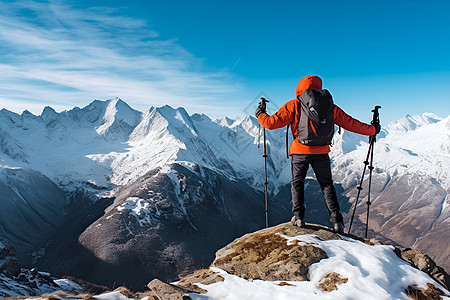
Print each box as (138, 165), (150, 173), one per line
(333, 222), (344, 234)
(291, 216), (305, 228)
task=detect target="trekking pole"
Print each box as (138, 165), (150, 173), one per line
(364, 105), (381, 238)
(260, 97), (269, 228)
(347, 106), (381, 236)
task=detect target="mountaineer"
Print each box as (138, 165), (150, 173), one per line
(255, 75), (380, 233)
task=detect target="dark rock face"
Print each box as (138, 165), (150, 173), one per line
(0, 168), (68, 266)
(77, 163), (292, 291)
(34, 191), (114, 284)
(0, 239), (20, 277)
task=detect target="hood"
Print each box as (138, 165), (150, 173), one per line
(296, 75), (323, 98)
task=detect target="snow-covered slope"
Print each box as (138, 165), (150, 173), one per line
(0, 99), (139, 191)
(332, 113), (450, 190)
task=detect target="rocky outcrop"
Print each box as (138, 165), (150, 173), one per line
(394, 247), (450, 291)
(0, 267), (61, 298)
(147, 279), (194, 300)
(212, 223), (332, 281)
(406, 283), (449, 300)
(177, 269), (223, 293)
(189, 222), (450, 292)
(0, 240), (84, 298)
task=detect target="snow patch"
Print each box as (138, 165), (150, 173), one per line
(117, 197), (155, 227)
(93, 291), (130, 300)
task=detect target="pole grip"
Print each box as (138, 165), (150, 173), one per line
(371, 105), (381, 125)
(260, 97), (269, 110)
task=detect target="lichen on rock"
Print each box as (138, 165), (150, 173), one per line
(212, 223), (331, 281)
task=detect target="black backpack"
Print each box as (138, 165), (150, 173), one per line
(297, 89), (334, 146)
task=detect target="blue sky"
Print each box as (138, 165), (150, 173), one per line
(0, 0), (449, 124)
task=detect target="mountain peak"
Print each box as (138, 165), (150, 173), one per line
(41, 106), (58, 125)
(385, 112), (443, 134)
(156, 105), (198, 137)
(218, 116), (234, 127)
(95, 98), (142, 137)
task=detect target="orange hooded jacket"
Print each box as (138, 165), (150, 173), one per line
(257, 75), (376, 155)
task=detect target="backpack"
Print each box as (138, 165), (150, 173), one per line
(297, 89), (334, 146)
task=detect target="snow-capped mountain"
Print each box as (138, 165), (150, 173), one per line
(0, 98), (288, 193)
(0, 98), (449, 290)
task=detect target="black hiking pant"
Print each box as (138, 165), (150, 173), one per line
(291, 154), (343, 224)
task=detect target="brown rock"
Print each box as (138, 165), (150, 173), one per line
(395, 247), (450, 291)
(135, 291), (159, 300)
(212, 224), (328, 281)
(277, 282), (295, 286)
(405, 283), (450, 300)
(317, 272), (349, 292)
(275, 222), (344, 241)
(364, 238), (384, 246)
(177, 269), (224, 293)
(147, 278), (193, 300)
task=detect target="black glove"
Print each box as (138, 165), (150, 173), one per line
(371, 121), (381, 134)
(255, 102), (267, 118)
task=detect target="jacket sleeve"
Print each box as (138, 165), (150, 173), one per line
(257, 100), (295, 130)
(334, 105), (376, 136)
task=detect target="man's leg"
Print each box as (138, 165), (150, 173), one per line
(291, 154), (310, 221)
(309, 154), (343, 224)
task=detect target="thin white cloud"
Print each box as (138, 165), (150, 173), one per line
(0, 0), (244, 117)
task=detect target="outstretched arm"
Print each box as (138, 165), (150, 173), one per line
(257, 100), (296, 130)
(334, 105), (376, 136)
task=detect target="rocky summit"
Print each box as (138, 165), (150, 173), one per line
(187, 223), (450, 297)
(175, 223), (450, 300)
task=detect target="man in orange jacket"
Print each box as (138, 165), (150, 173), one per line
(255, 75), (380, 233)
